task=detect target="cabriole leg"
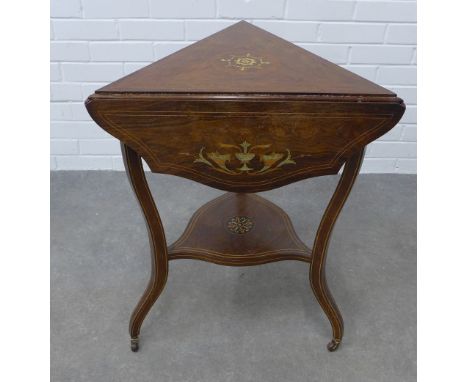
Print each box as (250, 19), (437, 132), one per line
(121, 143), (169, 352)
(310, 149), (365, 352)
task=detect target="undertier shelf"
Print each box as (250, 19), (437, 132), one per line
(168, 193), (312, 266)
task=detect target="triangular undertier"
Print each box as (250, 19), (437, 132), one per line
(168, 193), (311, 266)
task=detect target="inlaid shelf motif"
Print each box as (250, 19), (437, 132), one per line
(220, 53), (270, 71)
(194, 140), (296, 175)
(226, 216), (254, 234)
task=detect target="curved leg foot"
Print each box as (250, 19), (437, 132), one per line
(327, 338), (341, 352)
(130, 337), (139, 352)
(310, 275), (344, 352)
(122, 143), (169, 351)
(309, 149), (365, 352)
(129, 279), (167, 346)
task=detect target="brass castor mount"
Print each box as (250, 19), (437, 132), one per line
(130, 337), (139, 352)
(327, 339), (341, 352)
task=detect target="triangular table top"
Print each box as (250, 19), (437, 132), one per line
(98, 21), (393, 96)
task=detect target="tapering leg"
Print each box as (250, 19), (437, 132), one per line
(121, 143), (169, 352)
(310, 148), (365, 352)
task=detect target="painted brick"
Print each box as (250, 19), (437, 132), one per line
(377, 66), (416, 85)
(51, 122), (111, 139)
(90, 42), (153, 62)
(218, 0), (285, 19)
(124, 63), (152, 75)
(50, 157), (57, 170)
(350, 46), (413, 64)
(142, 160), (151, 172)
(150, 0), (216, 18)
(112, 156), (151, 172)
(51, 83), (82, 101)
(81, 83), (108, 99)
(361, 158), (396, 173)
(185, 20), (237, 40)
(342, 65), (378, 81)
(51, 0), (81, 18)
(110, 156), (150, 171)
(50, 63), (61, 81)
(51, 139), (79, 155)
(386, 24), (417, 44)
(51, 42), (89, 61)
(56, 156), (113, 170)
(252, 21), (318, 42)
(154, 42), (193, 60)
(286, 0), (355, 21)
(62, 63), (124, 82)
(82, 0), (149, 18)
(395, 159), (417, 173)
(377, 124), (403, 141)
(367, 142), (416, 158)
(400, 125), (416, 141)
(112, 156), (125, 171)
(79, 139), (121, 155)
(320, 23), (386, 43)
(400, 105), (417, 124)
(299, 44), (349, 64)
(53, 20), (119, 40)
(387, 86), (417, 104)
(70, 103), (92, 121)
(355, 1), (416, 22)
(119, 20), (184, 40)
(51, 103), (73, 120)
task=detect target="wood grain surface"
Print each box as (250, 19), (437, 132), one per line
(97, 21), (395, 96)
(85, 20), (405, 353)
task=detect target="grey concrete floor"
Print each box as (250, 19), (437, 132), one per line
(51, 172), (416, 382)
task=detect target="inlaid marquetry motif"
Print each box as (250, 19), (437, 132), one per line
(194, 140), (296, 175)
(226, 216), (254, 234)
(221, 53), (270, 71)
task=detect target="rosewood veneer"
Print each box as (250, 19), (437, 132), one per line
(85, 21), (405, 352)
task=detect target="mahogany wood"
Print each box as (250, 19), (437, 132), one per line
(309, 148), (365, 352)
(86, 95), (404, 193)
(168, 192), (311, 266)
(121, 143), (168, 352)
(84, 21), (406, 353)
(98, 21), (394, 96)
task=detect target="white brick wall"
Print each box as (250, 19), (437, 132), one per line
(50, 0), (417, 173)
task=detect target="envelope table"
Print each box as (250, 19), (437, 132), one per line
(85, 21), (405, 352)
